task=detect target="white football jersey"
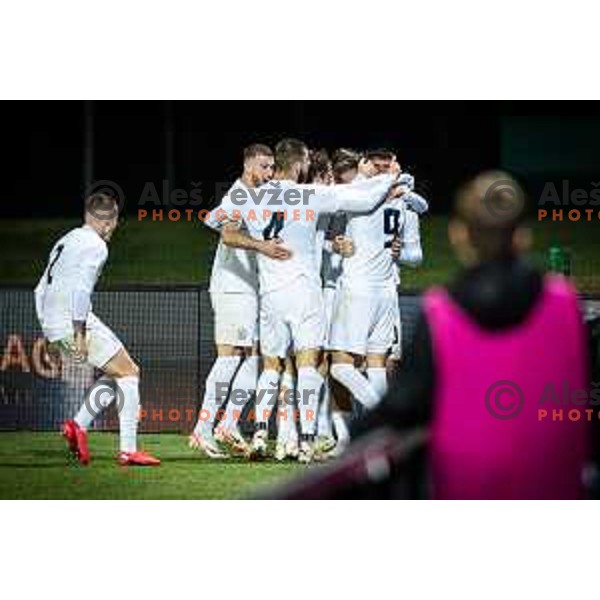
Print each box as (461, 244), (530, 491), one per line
(206, 179), (259, 296)
(34, 225), (108, 340)
(393, 208), (423, 286)
(340, 195), (407, 290)
(234, 174), (396, 295)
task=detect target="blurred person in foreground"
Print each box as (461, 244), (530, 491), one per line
(264, 171), (591, 499)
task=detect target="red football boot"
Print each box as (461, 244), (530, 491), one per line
(117, 451), (161, 466)
(62, 419), (90, 465)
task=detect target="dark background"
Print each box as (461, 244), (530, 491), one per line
(2, 100), (600, 218)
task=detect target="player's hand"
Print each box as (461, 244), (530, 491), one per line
(260, 238), (292, 260)
(397, 172), (414, 190)
(390, 236), (402, 260)
(73, 331), (88, 364)
(222, 220), (242, 231)
(42, 338), (62, 368)
(386, 183), (408, 201)
(388, 159), (401, 177)
(332, 235), (354, 258)
(357, 158), (376, 178)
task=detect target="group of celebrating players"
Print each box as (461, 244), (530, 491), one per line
(190, 139), (428, 463)
(34, 138), (428, 466)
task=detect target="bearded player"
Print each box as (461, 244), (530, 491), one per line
(189, 144), (283, 458)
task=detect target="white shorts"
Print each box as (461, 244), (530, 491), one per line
(210, 292), (259, 347)
(259, 279), (325, 358)
(48, 312), (123, 369)
(328, 284), (399, 356)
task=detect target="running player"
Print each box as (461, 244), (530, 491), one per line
(34, 193), (160, 466)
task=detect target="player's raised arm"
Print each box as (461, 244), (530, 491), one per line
(332, 172), (398, 213)
(306, 160), (400, 215)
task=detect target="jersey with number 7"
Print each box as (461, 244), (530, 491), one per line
(34, 225), (108, 341)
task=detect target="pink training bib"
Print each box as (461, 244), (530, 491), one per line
(424, 275), (589, 499)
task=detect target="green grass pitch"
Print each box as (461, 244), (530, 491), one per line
(0, 432), (304, 499)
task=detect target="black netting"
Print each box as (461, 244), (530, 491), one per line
(1, 287), (598, 433)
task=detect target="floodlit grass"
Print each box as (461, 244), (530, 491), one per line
(0, 432), (303, 499)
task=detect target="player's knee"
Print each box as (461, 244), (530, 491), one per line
(296, 349), (320, 368)
(120, 360), (140, 379)
(130, 361), (140, 378)
(216, 344), (236, 357)
(366, 354), (386, 368)
(263, 355), (282, 372)
(318, 358), (329, 378)
(331, 351), (354, 366)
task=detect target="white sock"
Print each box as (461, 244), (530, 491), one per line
(367, 367), (388, 401)
(223, 355), (259, 430)
(277, 373), (297, 443)
(317, 380), (333, 438)
(74, 376), (116, 429)
(330, 363), (380, 410)
(332, 409), (350, 445)
(297, 366), (323, 437)
(277, 401), (298, 443)
(194, 356), (241, 437)
(255, 369), (280, 428)
(116, 375), (140, 453)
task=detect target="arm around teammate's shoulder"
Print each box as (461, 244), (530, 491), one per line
(221, 222), (292, 260)
(307, 173), (398, 215)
